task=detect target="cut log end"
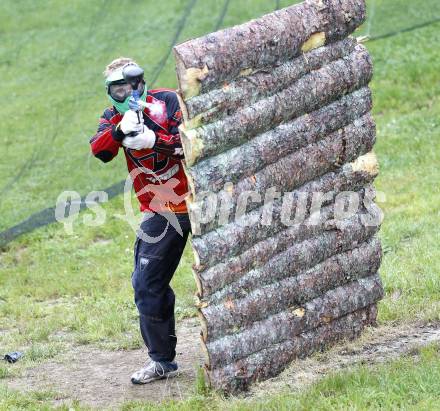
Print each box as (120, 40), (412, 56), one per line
(176, 91), (189, 124)
(185, 113), (203, 130)
(179, 125), (204, 167)
(350, 151), (379, 176)
(356, 35), (370, 44)
(239, 68), (254, 77)
(199, 310), (209, 343)
(301, 32), (326, 52)
(192, 241), (201, 268)
(200, 333), (211, 369)
(187, 203), (202, 236)
(193, 269), (203, 297)
(178, 64), (209, 100)
(182, 161), (196, 198)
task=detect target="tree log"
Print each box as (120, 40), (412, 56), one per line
(173, 0), (381, 393)
(201, 237), (381, 340)
(203, 211), (380, 307)
(187, 113), (375, 203)
(180, 45), (372, 166)
(205, 274), (383, 368)
(191, 152), (379, 268)
(182, 38), (358, 125)
(174, 0), (366, 99)
(196, 195), (379, 298)
(188, 116), (376, 239)
(196, 204), (335, 296)
(186, 87), (372, 194)
(208, 304), (377, 392)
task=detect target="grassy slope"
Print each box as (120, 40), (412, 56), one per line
(0, 0), (285, 231)
(0, 0), (440, 409)
(365, 10), (440, 322)
(0, 0), (295, 352)
(2, 344), (440, 410)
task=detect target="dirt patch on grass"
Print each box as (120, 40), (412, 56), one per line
(250, 321), (440, 397)
(6, 318), (205, 409)
(5, 320), (440, 409)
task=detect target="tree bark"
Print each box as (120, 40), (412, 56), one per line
(205, 274), (383, 369)
(173, 0), (381, 393)
(182, 38), (358, 125)
(195, 198), (378, 298)
(186, 87), (372, 194)
(188, 115), (376, 239)
(180, 45), (372, 166)
(187, 113), (375, 201)
(201, 238), (381, 341)
(174, 0), (366, 99)
(202, 211), (381, 307)
(208, 304), (377, 392)
(191, 152), (379, 267)
(196, 204), (335, 296)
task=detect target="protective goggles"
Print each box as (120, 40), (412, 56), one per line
(107, 80), (144, 102)
(105, 65), (145, 102)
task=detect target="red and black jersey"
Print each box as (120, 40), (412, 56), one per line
(90, 89), (189, 214)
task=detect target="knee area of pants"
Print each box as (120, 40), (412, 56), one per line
(137, 301), (174, 320)
(131, 264), (156, 291)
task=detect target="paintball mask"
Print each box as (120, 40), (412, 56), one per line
(105, 63), (147, 114)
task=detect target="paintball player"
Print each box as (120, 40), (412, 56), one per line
(89, 57), (190, 384)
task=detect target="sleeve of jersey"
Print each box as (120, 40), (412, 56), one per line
(151, 93), (185, 160)
(89, 114), (121, 163)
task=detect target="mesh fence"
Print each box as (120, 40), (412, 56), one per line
(0, 0), (439, 244)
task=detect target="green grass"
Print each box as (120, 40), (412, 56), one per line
(367, 21), (440, 322)
(0, 194), (196, 350)
(2, 344), (439, 410)
(0, 0), (438, 347)
(0, 0), (296, 231)
(227, 344), (440, 411)
(4, 0), (436, 231)
(0, 0), (440, 409)
(0, 386), (75, 411)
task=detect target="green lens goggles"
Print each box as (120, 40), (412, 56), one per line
(105, 64), (145, 103)
(107, 80), (145, 103)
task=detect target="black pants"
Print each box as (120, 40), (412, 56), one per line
(131, 212), (191, 362)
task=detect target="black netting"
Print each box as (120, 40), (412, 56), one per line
(1, 0), (438, 245)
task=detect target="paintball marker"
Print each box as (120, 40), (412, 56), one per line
(122, 64), (149, 135)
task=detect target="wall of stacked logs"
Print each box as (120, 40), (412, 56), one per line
(173, 0), (383, 392)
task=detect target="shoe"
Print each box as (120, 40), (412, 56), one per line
(131, 360), (178, 384)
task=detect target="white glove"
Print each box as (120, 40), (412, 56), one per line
(122, 126), (156, 150)
(119, 110), (143, 135)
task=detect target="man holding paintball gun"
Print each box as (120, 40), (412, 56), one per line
(89, 57), (190, 384)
